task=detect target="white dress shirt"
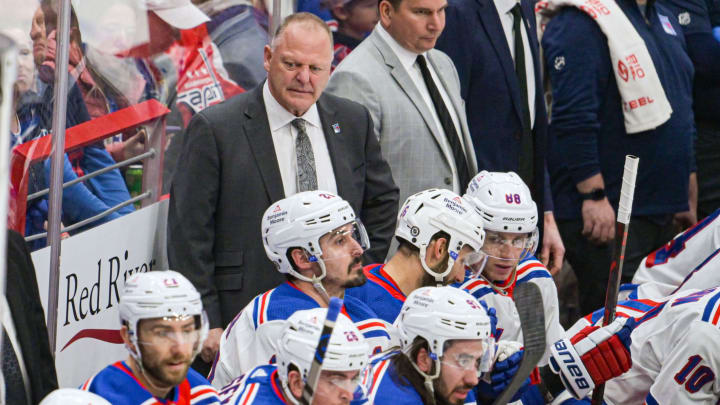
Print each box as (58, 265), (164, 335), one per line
(263, 81), (337, 196)
(496, 0), (536, 128)
(376, 24), (466, 194)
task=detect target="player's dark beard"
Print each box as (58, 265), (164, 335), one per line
(342, 256), (366, 288)
(433, 377), (474, 405)
(139, 345), (191, 388)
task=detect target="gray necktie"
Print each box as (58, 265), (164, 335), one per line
(292, 118), (318, 192)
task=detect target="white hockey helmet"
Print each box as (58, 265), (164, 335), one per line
(40, 389), (112, 405)
(395, 189), (486, 284)
(262, 191), (369, 283)
(397, 286), (495, 388)
(276, 308), (369, 398)
(119, 270), (208, 360)
(466, 171), (539, 271)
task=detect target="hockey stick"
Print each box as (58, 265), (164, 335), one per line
(301, 296), (343, 405)
(591, 155), (639, 405)
(492, 282), (546, 405)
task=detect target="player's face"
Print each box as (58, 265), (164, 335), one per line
(380, 0), (446, 54)
(436, 340), (485, 404)
(312, 370), (361, 405)
(423, 244), (475, 286)
(320, 222), (367, 289)
(264, 22), (332, 116)
(481, 231), (527, 283)
(136, 316), (199, 388)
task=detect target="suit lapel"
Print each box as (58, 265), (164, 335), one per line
(475, 0), (525, 124)
(243, 85), (285, 203)
(316, 96), (348, 198)
(369, 31), (448, 158)
(522, 0), (544, 110)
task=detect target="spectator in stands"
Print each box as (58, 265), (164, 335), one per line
(9, 2), (134, 248)
(656, 0), (720, 221)
(541, 0), (696, 314)
(192, 0), (269, 90)
(326, 0), (478, 212)
(435, 0), (565, 274)
(168, 12), (398, 375)
(324, 0), (379, 69)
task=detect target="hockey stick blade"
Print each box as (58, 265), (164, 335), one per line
(492, 282), (546, 405)
(301, 297), (343, 405)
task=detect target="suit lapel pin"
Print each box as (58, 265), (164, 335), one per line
(332, 123), (341, 134)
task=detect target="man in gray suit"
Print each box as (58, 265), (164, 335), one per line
(168, 12), (398, 373)
(326, 0), (477, 206)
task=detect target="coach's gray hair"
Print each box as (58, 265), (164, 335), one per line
(271, 12), (334, 50)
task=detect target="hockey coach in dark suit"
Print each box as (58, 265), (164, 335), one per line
(168, 12), (399, 369)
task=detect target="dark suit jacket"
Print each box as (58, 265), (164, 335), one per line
(6, 230), (59, 403)
(167, 84), (399, 328)
(436, 0), (551, 219)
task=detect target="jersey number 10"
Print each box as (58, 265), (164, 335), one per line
(674, 355), (715, 393)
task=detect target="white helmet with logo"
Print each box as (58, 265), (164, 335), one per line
(277, 308), (369, 403)
(464, 171), (539, 286)
(119, 270), (208, 362)
(262, 191), (369, 299)
(397, 286), (494, 392)
(40, 389), (112, 405)
(465, 171), (538, 233)
(395, 189), (486, 284)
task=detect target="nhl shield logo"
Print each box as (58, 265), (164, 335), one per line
(554, 56), (566, 71)
(332, 123), (341, 134)
(678, 11), (691, 25)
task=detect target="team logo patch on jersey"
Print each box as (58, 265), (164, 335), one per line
(678, 11), (691, 25)
(658, 14), (677, 35)
(554, 56), (565, 71)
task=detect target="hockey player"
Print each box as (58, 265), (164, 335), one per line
(345, 188), (487, 324)
(550, 286), (720, 405)
(218, 308), (369, 405)
(363, 286), (496, 405)
(210, 191), (390, 388)
(454, 172), (571, 403)
(81, 271), (221, 404)
(457, 171), (565, 363)
(620, 207), (720, 300)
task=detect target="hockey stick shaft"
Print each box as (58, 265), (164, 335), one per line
(492, 282), (546, 405)
(592, 155), (639, 405)
(301, 297), (343, 405)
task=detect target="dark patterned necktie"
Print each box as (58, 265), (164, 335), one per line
(511, 3), (535, 186)
(292, 118), (318, 192)
(416, 55), (472, 189)
(2, 327), (29, 405)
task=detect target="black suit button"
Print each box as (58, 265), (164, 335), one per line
(444, 177), (452, 185)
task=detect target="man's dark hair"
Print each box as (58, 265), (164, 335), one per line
(382, 0), (403, 10)
(390, 338), (456, 404)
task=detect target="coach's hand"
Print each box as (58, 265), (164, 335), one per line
(201, 328), (223, 363)
(581, 198), (616, 245)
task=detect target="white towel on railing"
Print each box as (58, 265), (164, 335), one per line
(535, 0), (673, 133)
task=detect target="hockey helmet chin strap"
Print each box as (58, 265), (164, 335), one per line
(482, 263), (518, 294)
(127, 334), (194, 396)
(406, 350), (441, 405)
(289, 254), (331, 305)
(418, 245), (455, 287)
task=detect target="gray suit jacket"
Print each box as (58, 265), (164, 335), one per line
(326, 27), (478, 206)
(167, 84), (399, 329)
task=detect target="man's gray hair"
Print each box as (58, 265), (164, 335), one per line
(271, 12), (334, 49)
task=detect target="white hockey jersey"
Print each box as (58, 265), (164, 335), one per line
(567, 287), (720, 405)
(455, 256), (565, 366)
(209, 281), (391, 388)
(621, 208), (720, 300)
